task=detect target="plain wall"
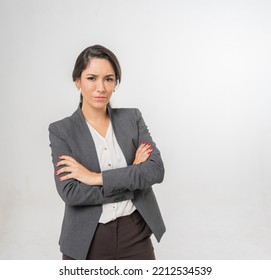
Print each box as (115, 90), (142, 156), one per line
(0, 0), (271, 259)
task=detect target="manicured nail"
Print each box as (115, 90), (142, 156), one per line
(59, 178), (62, 181)
(141, 142), (145, 145)
(148, 152), (151, 154)
(148, 143), (151, 146)
(55, 172), (59, 175)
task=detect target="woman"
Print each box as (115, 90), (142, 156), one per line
(49, 45), (165, 260)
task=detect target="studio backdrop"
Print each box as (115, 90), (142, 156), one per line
(0, 0), (271, 259)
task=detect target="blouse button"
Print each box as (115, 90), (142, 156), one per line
(104, 147), (107, 150)
(108, 163), (112, 166)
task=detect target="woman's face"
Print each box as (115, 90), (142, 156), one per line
(76, 58), (116, 110)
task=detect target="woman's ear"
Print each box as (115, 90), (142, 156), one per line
(75, 79), (81, 90)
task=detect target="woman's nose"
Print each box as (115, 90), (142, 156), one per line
(96, 79), (106, 92)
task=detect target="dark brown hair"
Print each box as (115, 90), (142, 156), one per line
(73, 44), (121, 82)
(72, 45), (121, 105)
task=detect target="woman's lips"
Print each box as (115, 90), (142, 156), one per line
(94, 96), (106, 99)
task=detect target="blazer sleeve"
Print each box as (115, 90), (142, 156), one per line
(102, 109), (165, 197)
(48, 123), (134, 207)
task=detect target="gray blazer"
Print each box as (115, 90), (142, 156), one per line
(49, 105), (166, 259)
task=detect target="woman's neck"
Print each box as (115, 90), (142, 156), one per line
(81, 102), (108, 124)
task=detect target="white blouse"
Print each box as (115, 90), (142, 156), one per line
(86, 121), (136, 223)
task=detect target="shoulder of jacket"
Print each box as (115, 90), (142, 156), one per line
(110, 107), (141, 117)
(49, 109), (80, 132)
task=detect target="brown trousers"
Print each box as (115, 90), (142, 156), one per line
(62, 210), (155, 260)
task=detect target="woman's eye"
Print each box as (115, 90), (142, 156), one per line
(87, 77), (95, 81)
(106, 78), (115, 82)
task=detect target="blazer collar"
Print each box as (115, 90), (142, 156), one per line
(73, 104), (134, 166)
(72, 105), (101, 172)
(74, 103), (112, 125)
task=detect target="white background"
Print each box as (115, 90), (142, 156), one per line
(0, 0), (271, 259)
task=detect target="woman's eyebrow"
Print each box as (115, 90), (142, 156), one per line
(86, 73), (115, 76)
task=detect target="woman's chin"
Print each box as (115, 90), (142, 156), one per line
(83, 100), (109, 110)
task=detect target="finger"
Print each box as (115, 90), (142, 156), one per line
(59, 173), (74, 181)
(135, 142), (150, 156)
(144, 149), (152, 157)
(141, 148), (153, 160)
(136, 142), (146, 153)
(140, 141), (150, 148)
(133, 143), (153, 164)
(56, 167), (72, 175)
(141, 143), (152, 152)
(56, 159), (75, 167)
(138, 149), (151, 162)
(58, 155), (77, 163)
(135, 146), (152, 161)
(136, 152), (150, 164)
(139, 146), (153, 157)
(55, 160), (67, 167)
(142, 154), (150, 162)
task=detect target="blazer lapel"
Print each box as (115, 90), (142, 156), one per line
(108, 107), (136, 166)
(73, 106), (101, 173)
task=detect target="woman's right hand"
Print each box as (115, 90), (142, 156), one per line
(133, 142), (153, 165)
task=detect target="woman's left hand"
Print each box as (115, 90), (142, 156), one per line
(55, 155), (102, 186)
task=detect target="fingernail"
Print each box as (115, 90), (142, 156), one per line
(59, 178), (62, 181)
(148, 143), (151, 146)
(55, 163), (58, 166)
(148, 152), (151, 154)
(141, 142), (145, 145)
(55, 172), (59, 175)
